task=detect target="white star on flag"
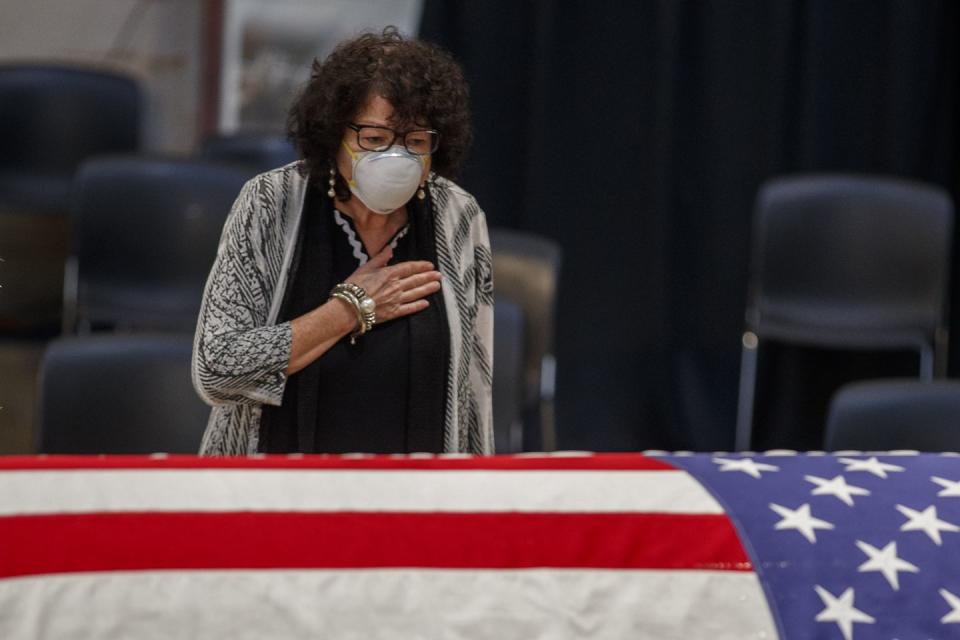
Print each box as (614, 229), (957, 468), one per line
(941, 589), (960, 624)
(855, 540), (919, 590)
(713, 457), (779, 478)
(770, 503), (834, 543)
(837, 457), (905, 479)
(896, 504), (960, 546)
(814, 586), (875, 640)
(804, 474), (870, 507)
(932, 476), (960, 498)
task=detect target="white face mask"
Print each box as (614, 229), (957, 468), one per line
(344, 143), (424, 214)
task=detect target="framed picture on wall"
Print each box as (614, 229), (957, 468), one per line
(203, 0), (422, 135)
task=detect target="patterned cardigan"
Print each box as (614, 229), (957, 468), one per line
(191, 162), (494, 455)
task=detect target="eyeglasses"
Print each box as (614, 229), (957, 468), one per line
(347, 123), (440, 156)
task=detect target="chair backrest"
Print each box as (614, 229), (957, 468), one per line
(825, 379), (960, 452)
(748, 174), (953, 349)
(492, 299), (525, 453)
(200, 132), (298, 173)
(0, 65), (141, 177)
(489, 228), (562, 449)
(66, 155), (251, 332)
(36, 334), (209, 454)
(0, 65), (141, 216)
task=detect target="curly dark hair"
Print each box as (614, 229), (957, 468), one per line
(287, 27), (472, 199)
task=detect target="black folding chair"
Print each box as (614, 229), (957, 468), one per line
(36, 334), (209, 454)
(0, 66), (141, 331)
(826, 379), (960, 452)
(64, 156), (251, 333)
(735, 174), (954, 451)
(490, 228), (562, 451)
(0, 65), (141, 214)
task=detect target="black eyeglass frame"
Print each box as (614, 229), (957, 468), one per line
(347, 123), (441, 155)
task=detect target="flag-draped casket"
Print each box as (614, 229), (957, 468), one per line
(1, 452), (958, 638)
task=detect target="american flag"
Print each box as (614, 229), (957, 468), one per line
(6, 452), (954, 638)
(665, 452), (960, 639)
(0, 453), (775, 639)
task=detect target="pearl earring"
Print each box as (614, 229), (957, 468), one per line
(327, 167), (336, 198)
(417, 184), (426, 201)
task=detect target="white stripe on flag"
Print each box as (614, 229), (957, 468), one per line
(0, 569), (777, 640)
(0, 469), (723, 515)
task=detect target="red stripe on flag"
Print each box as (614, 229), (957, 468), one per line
(0, 512), (750, 579)
(0, 454), (677, 472)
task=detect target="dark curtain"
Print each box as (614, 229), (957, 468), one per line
(420, 0), (960, 451)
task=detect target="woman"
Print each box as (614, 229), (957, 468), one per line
(192, 28), (493, 455)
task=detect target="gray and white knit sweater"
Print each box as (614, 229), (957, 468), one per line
(191, 162), (494, 455)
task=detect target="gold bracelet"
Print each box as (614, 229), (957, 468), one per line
(331, 283), (376, 333)
(329, 291), (365, 344)
(330, 283), (376, 345)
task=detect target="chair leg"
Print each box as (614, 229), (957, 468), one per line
(539, 354), (557, 451)
(734, 332), (759, 451)
(61, 256), (78, 335)
(508, 418), (524, 453)
(919, 342), (935, 381)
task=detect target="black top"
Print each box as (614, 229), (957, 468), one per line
(315, 210), (413, 452)
(259, 184), (449, 454)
